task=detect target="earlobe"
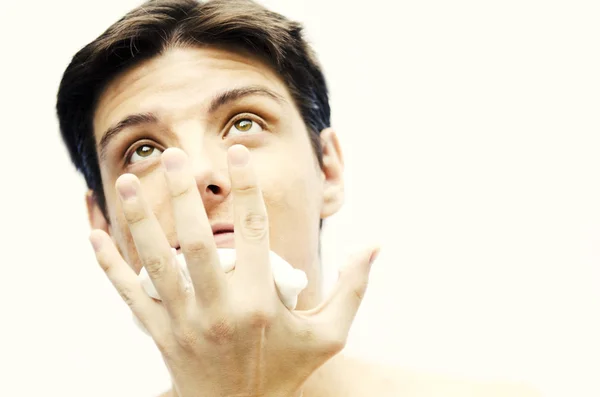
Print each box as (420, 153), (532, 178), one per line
(319, 128), (345, 219)
(85, 190), (110, 233)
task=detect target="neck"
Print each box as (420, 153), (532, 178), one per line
(295, 251), (325, 310)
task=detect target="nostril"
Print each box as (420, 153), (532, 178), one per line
(207, 184), (220, 195)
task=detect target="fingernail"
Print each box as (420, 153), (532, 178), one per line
(229, 145), (249, 166)
(90, 232), (103, 252)
(369, 247), (381, 266)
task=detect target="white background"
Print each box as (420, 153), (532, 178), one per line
(1, 0), (599, 396)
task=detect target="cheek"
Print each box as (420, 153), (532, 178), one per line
(103, 188), (131, 257)
(105, 172), (173, 273)
(256, 141), (323, 223)
(260, 167), (323, 272)
(134, 171), (176, 243)
(261, 166), (323, 234)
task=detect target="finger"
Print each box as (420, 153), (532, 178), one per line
(116, 173), (191, 320)
(227, 145), (273, 295)
(309, 246), (380, 339)
(89, 229), (168, 339)
(161, 148), (226, 305)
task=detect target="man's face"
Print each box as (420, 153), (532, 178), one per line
(88, 46), (344, 309)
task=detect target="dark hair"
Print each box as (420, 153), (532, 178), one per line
(56, 0), (330, 223)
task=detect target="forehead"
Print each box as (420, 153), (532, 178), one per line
(93, 46), (291, 141)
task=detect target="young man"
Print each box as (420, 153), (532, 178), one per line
(56, 0), (539, 395)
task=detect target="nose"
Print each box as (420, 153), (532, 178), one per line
(187, 145), (232, 213)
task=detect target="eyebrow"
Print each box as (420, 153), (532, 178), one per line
(208, 86), (286, 113)
(97, 86), (286, 161)
(99, 113), (158, 161)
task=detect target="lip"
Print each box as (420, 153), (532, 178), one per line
(175, 223), (235, 252)
(211, 223), (235, 235)
(212, 232), (235, 248)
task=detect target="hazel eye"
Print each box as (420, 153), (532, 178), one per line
(228, 118), (263, 136)
(129, 144), (162, 164)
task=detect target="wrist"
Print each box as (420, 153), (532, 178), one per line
(270, 383), (305, 397)
(166, 384), (304, 397)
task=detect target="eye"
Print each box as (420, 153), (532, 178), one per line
(227, 118), (264, 136)
(129, 144), (162, 164)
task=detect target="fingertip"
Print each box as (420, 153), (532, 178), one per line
(162, 146), (186, 157)
(368, 246), (381, 266)
(115, 172), (138, 186)
(89, 229), (106, 252)
(228, 144), (250, 167)
(348, 244), (381, 268)
(161, 147), (187, 172)
(115, 173), (140, 200)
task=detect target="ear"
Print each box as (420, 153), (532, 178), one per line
(85, 190), (110, 233)
(319, 128), (345, 219)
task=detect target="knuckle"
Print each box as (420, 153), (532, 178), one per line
(123, 204), (146, 225)
(319, 329), (347, 356)
(155, 336), (177, 358)
(355, 272), (371, 298)
(202, 317), (236, 345)
(240, 212), (268, 240)
(295, 326), (317, 344)
(116, 285), (137, 308)
(142, 254), (169, 279)
(181, 239), (210, 259)
(173, 323), (201, 349)
(325, 337), (346, 356)
(96, 253), (112, 273)
(352, 281), (369, 302)
(237, 306), (276, 329)
(233, 182), (258, 195)
(170, 182), (194, 200)
(340, 268), (369, 303)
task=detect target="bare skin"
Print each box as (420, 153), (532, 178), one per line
(158, 354), (540, 397)
(87, 46), (539, 397)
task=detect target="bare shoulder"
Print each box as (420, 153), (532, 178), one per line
(333, 355), (541, 397)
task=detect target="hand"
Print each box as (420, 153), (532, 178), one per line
(89, 145), (380, 397)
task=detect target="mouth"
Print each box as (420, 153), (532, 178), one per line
(174, 223), (235, 253)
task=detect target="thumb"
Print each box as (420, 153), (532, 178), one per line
(315, 245), (381, 338)
(339, 245), (381, 283)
